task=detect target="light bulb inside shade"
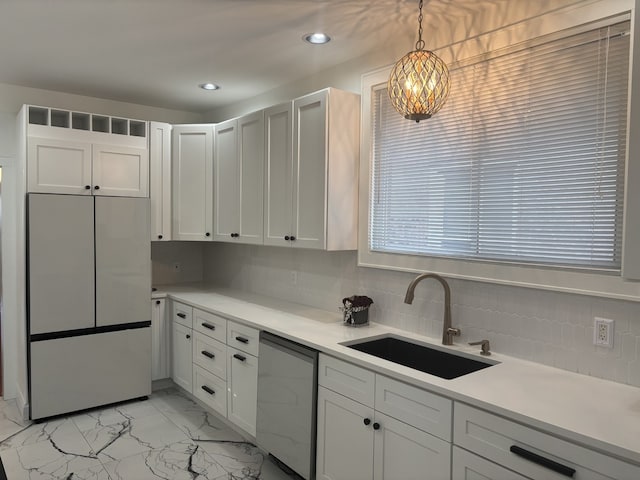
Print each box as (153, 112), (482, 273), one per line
(199, 83), (220, 91)
(303, 32), (331, 44)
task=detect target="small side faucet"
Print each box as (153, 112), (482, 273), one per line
(404, 272), (460, 346)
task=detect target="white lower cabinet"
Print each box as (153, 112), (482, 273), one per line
(151, 299), (169, 381)
(169, 301), (260, 438)
(452, 446), (529, 480)
(316, 354), (452, 480)
(317, 386), (374, 480)
(453, 402), (640, 480)
(227, 345), (259, 437)
(171, 321), (193, 393)
(193, 364), (227, 417)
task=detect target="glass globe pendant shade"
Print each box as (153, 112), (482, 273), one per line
(388, 48), (450, 122)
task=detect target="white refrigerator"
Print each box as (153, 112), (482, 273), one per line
(27, 193), (151, 420)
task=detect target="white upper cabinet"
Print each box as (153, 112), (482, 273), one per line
(92, 144), (148, 197)
(214, 111), (265, 244)
(172, 125), (214, 241)
(24, 105), (149, 197)
(264, 102), (294, 246)
(264, 88), (360, 250)
(149, 122), (172, 241)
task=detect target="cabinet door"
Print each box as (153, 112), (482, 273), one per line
(373, 412), (451, 480)
(27, 137), (92, 194)
(227, 347), (258, 436)
(238, 110), (265, 244)
(293, 90), (328, 249)
(92, 144), (149, 197)
(316, 386), (374, 480)
(263, 102), (293, 247)
(172, 125), (213, 241)
(150, 122), (172, 241)
(213, 118), (239, 241)
(151, 299), (169, 381)
(172, 321), (193, 393)
(452, 447), (529, 480)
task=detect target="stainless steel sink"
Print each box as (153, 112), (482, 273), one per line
(342, 335), (497, 379)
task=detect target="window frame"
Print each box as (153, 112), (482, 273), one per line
(358, 1), (640, 301)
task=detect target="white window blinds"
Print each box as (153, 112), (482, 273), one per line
(371, 21), (630, 270)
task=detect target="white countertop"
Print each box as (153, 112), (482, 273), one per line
(153, 284), (640, 465)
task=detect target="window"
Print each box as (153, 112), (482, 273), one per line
(370, 21), (630, 271)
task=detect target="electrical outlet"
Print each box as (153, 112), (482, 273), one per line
(593, 317), (614, 348)
(173, 262), (182, 273)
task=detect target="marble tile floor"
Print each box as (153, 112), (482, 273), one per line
(0, 389), (295, 480)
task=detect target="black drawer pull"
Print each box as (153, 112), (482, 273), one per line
(363, 418), (371, 426)
(235, 336), (249, 344)
(177, 313), (186, 319)
(373, 422), (380, 430)
(202, 322), (216, 331)
(201, 350), (215, 359)
(510, 446), (576, 478)
(233, 353), (246, 362)
(201, 385), (215, 395)
(155, 300), (160, 305)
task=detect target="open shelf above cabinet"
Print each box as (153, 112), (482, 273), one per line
(27, 105), (147, 139)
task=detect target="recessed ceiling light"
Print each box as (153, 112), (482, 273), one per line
(199, 83), (220, 91)
(303, 32), (331, 45)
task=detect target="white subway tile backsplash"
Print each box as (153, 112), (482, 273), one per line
(198, 243), (640, 388)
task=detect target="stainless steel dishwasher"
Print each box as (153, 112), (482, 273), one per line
(256, 331), (318, 480)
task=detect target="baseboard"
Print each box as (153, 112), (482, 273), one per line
(152, 378), (174, 392)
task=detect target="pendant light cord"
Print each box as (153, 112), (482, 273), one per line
(416, 0), (425, 51)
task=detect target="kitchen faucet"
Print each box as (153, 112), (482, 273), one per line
(404, 273), (460, 346)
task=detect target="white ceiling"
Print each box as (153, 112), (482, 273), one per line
(0, 0), (509, 113)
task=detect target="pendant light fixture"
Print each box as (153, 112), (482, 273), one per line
(387, 0), (450, 122)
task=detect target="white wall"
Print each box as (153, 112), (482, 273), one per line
(151, 242), (204, 285)
(202, 243), (640, 387)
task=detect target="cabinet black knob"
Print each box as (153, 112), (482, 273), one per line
(284, 235), (290, 241)
(85, 185), (91, 190)
(233, 353), (246, 362)
(373, 422), (380, 430)
(155, 300), (160, 305)
(363, 418), (371, 426)
(205, 232), (211, 237)
(201, 350), (215, 359)
(186, 334), (191, 339)
(158, 234), (163, 239)
(290, 235), (296, 241)
(94, 185), (100, 190)
(235, 336), (249, 344)
(177, 313), (186, 319)
(202, 322), (215, 331)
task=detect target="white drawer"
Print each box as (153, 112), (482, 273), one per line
(318, 354), (375, 407)
(171, 301), (193, 328)
(193, 308), (227, 343)
(454, 402), (640, 480)
(452, 446), (529, 480)
(227, 320), (259, 356)
(193, 332), (226, 380)
(193, 364), (227, 418)
(375, 374), (452, 442)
